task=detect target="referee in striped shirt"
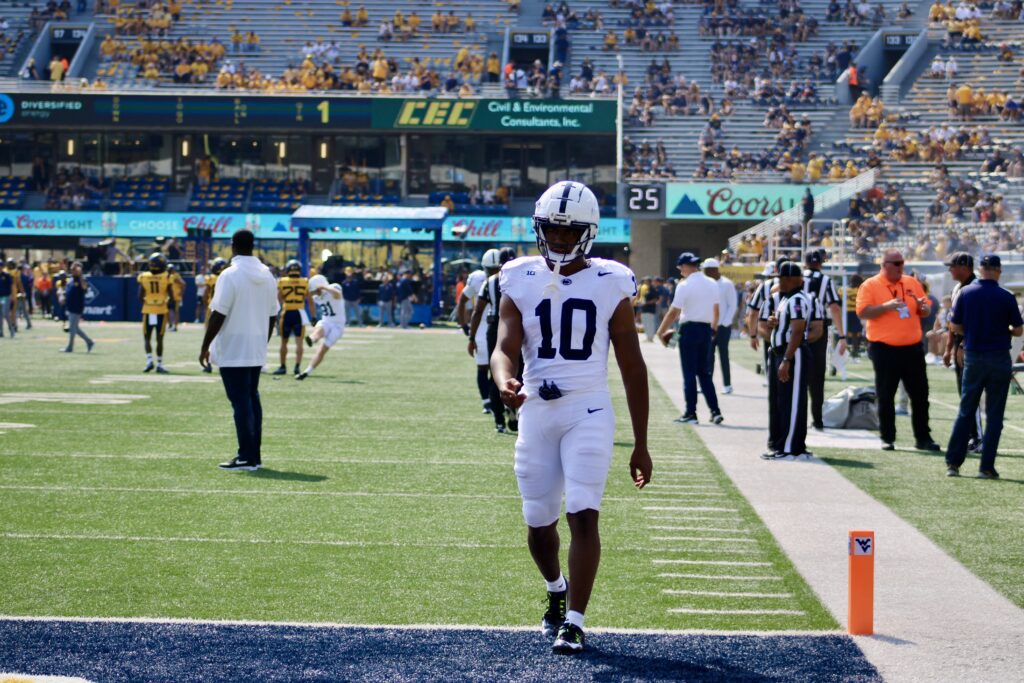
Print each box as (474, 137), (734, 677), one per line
(469, 247), (519, 433)
(760, 262), (819, 460)
(803, 249), (847, 430)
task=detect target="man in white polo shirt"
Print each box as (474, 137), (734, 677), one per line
(199, 229), (281, 471)
(702, 257), (737, 394)
(655, 252), (723, 424)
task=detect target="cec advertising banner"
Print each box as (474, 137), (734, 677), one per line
(665, 183), (829, 221)
(0, 210), (629, 244)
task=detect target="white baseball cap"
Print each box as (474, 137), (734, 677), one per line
(702, 258), (720, 269)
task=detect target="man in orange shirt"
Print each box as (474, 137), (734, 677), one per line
(856, 250), (941, 451)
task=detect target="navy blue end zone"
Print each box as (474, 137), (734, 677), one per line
(0, 619), (881, 682)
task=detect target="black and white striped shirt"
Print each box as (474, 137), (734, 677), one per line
(761, 288), (818, 350)
(478, 272), (503, 328)
(747, 278), (777, 313)
(803, 269), (839, 325)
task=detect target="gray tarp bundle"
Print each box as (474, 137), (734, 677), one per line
(822, 386), (879, 430)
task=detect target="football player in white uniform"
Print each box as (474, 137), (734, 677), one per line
(296, 274), (345, 380)
(457, 260), (493, 414)
(491, 180), (652, 655)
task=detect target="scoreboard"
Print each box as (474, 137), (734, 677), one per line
(0, 93), (617, 133)
(0, 92), (372, 129)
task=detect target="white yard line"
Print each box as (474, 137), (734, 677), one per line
(649, 526), (751, 534)
(642, 343), (1024, 683)
(0, 484), (521, 500)
(662, 590), (793, 598)
(651, 536), (758, 543)
(658, 573), (783, 581)
(652, 559), (772, 567)
(643, 506), (739, 512)
(647, 514), (743, 522)
(0, 452), (514, 467)
(668, 608), (806, 616)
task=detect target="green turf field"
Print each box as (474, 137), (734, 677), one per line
(0, 320), (835, 632)
(731, 341), (1024, 609)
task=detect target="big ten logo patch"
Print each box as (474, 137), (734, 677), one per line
(851, 536), (873, 556)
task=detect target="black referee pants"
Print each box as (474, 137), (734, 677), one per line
(868, 342), (931, 445)
(807, 335), (828, 427)
(769, 347), (809, 455)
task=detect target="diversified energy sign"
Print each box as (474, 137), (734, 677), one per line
(665, 183), (829, 221)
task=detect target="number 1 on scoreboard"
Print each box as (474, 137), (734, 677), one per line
(317, 100), (329, 124)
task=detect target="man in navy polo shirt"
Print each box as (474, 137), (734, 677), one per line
(396, 270), (416, 329)
(341, 267), (362, 327)
(945, 255), (1023, 479)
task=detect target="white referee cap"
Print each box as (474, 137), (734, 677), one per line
(702, 258), (720, 269)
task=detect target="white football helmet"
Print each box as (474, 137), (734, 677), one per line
(481, 248), (502, 269)
(308, 274), (329, 292)
(533, 180), (600, 264)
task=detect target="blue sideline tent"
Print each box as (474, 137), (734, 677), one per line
(290, 205), (448, 314)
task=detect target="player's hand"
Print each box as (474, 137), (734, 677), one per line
(629, 446), (652, 489)
(658, 329), (673, 346)
(778, 359), (791, 383)
(467, 340), (477, 357)
(199, 347), (211, 370)
(943, 349), (952, 367)
(836, 339), (847, 355)
(749, 336), (759, 350)
(767, 315), (778, 329)
(499, 377), (526, 409)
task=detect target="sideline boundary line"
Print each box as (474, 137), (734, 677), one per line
(0, 614), (843, 637)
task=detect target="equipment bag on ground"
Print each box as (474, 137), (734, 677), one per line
(822, 386), (879, 430)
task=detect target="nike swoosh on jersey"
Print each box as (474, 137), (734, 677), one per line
(597, 272), (612, 277)
(587, 408), (603, 413)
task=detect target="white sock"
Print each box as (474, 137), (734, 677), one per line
(566, 610), (584, 629)
(304, 365), (314, 375)
(146, 353), (153, 363)
(545, 574), (567, 593)
(157, 357), (163, 366)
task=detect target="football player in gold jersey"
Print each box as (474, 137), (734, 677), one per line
(201, 257), (227, 373)
(166, 263), (186, 331)
(274, 259), (312, 375)
(137, 252), (174, 373)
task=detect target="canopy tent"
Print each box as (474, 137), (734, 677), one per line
(290, 205), (448, 314)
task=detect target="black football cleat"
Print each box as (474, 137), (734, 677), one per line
(293, 363), (301, 375)
(155, 365), (169, 374)
(542, 588), (567, 638)
(296, 371), (309, 381)
(272, 365), (287, 375)
(143, 362), (155, 373)
(218, 458), (259, 472)
(552, 622), (585, 655)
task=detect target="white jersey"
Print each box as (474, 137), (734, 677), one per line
(465, 268), (489, 318)
(500, 255), (637, 395)
(313, 284), (345, 325)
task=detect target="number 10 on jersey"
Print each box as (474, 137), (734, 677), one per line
(535, 298), (597, 361)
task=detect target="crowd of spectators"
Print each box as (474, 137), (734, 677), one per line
(43, 169), (105, 211)
(29, 0), (76, 31)
(699, 0), (817, 41)
(102, 0), (180, 36)
(623, 136), (678, 179)
(947, 82), (1021, 121)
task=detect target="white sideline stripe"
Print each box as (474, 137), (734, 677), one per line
(649, 526), (751, 534)
(0, 453), (514, 467)
(0, 532), (699, 555)
(668, 608), (806, 616)
(653, 559), (771, 566)
(0, 532), (516, 550)
(0, 484), (521, 500)
(645, 492), (728, 498)
(643, 506), (738, 512)
(652, 536), (758, 543)
(658, 573), (783, 581)
(0, 614), (839, 638)
(662, 590), (793, 598)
